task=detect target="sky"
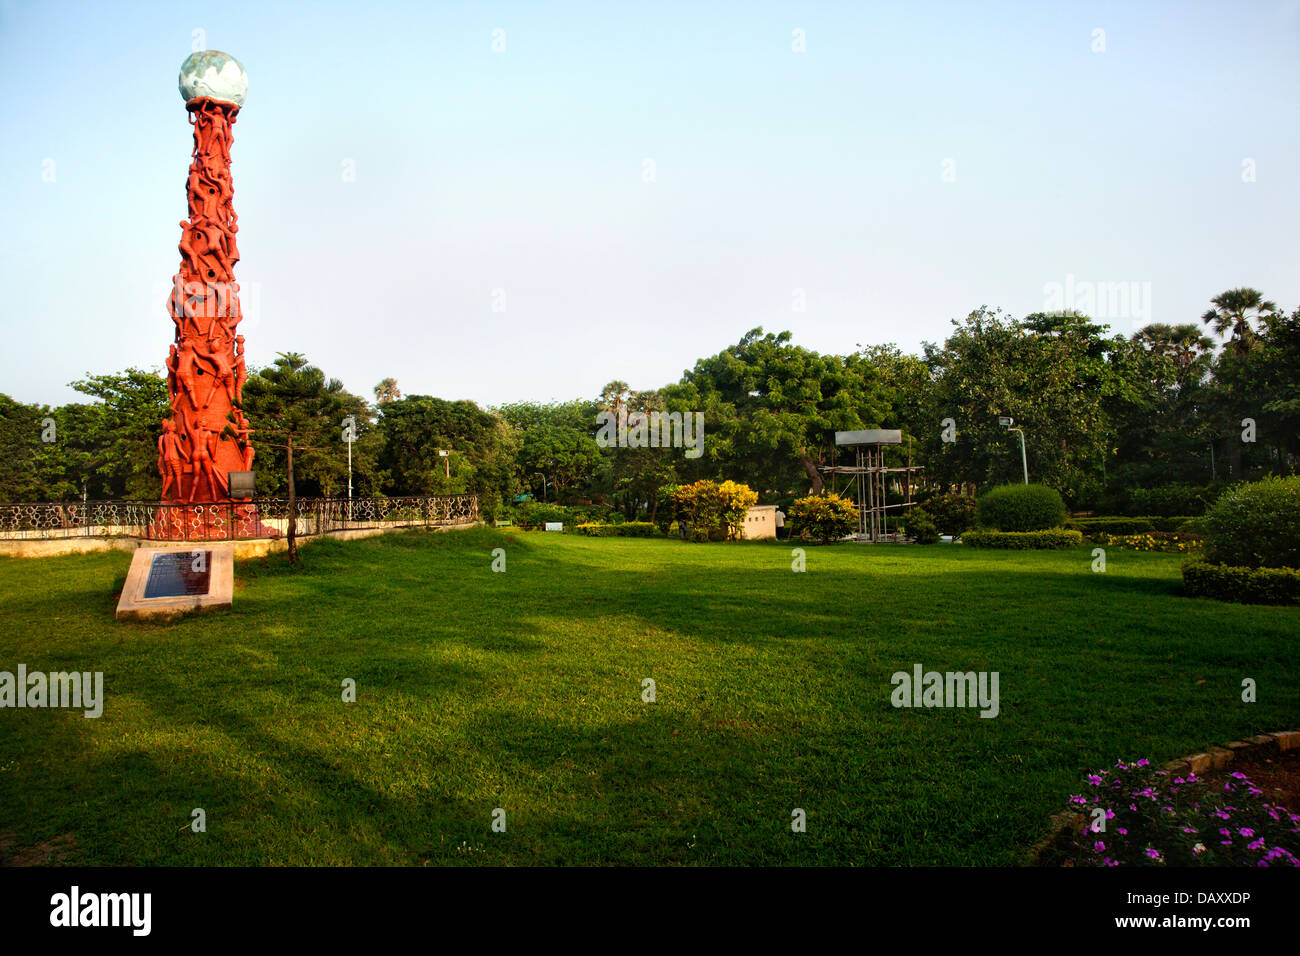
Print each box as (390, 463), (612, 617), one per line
(1, 0), (1297, 409)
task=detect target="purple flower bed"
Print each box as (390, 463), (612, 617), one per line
(1067, 758), (1300, 866)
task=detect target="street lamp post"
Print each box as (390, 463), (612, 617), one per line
(999, 417), (1029, 484)
(342, 415), (356, 521)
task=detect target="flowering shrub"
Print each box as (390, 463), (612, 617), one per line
(670, 479), (758, 542)
(788, 493), (860, 543)
(1066, 758), (1300, 867)
(1092, 531), (1203, 554)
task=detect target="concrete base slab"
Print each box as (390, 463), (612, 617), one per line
(116, 545), (233, 621)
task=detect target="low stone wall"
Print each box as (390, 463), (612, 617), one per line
(0, 521), (479, 560)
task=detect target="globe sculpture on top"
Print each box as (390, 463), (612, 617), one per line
(178, 50), (247, 107)
(155, 49), (255, 537)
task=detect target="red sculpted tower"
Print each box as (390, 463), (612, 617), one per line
(159, 50), (254, 504)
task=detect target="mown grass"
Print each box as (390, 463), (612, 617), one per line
(0, 527), (1296, 865)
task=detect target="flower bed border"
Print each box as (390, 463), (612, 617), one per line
(1034, 728), (1300, 865)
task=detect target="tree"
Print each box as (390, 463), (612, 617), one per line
(374, 377), (402, 405)
(377, 395), (517, 511)
(0, 395), (61, 502)
(241, 353), (362, 563)
(496, 400), (603, 501)
(1201, 288), (1279, 357)
(667, 328), (888, 496)
(67, 369), (170, 500)
(919, 309), (1135, 505)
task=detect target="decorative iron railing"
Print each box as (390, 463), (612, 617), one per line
(0, 495), (479, 542)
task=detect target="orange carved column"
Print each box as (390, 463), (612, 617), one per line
(159, 51), (253, 504)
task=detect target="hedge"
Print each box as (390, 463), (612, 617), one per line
(1068, 517), (1154, 535)
(1181, 560), (1300, 606)
(575, 522), (660, 538)
(1068, 515), (1201, 535)
(962, 529), (1083, 549)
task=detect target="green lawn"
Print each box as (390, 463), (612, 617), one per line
(0, 528), (1296, 865)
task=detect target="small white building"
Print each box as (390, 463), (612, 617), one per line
(742, 505), (779, 540)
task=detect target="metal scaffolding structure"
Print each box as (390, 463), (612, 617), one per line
(820, 429), (923, 542)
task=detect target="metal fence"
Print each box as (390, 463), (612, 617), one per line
(0, 495), (479, 542)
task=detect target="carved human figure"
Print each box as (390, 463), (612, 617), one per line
(187, 422), (225, 502)
(203, 347), (239, 409)
(172, 341), (201, 411)
(234, 334), (247, 403)
(165, 344), (179, 395)
(158, 419), (189, 500)
(235, 417), (256, 470)
(177, 220), (218, 281)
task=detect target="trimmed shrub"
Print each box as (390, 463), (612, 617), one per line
(788, 493), (860, 544)
(903, 506), (940, 544)
(1201, 476), (1300, 570)
(1182, 560), (1300, 606)
(922, 492), (977, 536)
(976, 484), (1067, 532)
(576, 521), (659, 538)
(962, 529), (1083, 549)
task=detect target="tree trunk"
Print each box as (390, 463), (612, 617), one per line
(287, 434), (298, 565)
(800, 454), (824, 495)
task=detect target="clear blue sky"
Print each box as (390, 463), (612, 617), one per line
(2, 0), (1297, 408)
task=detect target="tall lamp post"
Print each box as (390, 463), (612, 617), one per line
(342, 415), (356, 519)
(999, 417), (1029, 484)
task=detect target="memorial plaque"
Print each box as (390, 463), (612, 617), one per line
(143, 550), (212, 599)
(116, 546), (233, 621)
(227, 470), (256, 498)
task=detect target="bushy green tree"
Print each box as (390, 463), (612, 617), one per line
(378, 395), (516, 513)
(667, 328), (888, 497)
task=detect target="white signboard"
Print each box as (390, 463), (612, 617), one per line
(544, 522), (563, 532)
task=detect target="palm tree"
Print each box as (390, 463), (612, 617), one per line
(373, 377), (401, 405)
(1201, 288), (1278, 356)
(1165, 324), (1215, 386)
